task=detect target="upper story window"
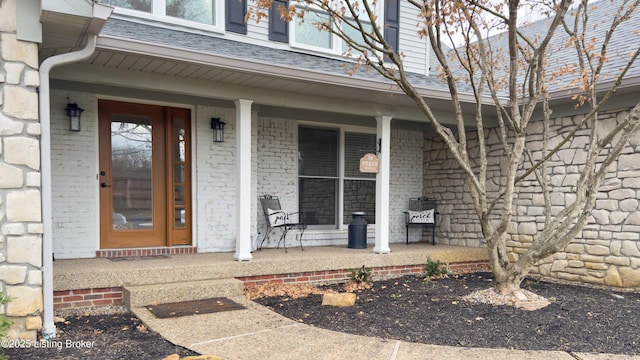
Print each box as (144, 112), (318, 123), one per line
(288, 0), (396, 56)
(99, 0), (232, 33)
(166, 0), (215, 25)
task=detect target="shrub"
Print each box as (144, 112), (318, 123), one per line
(349, 265), (372, 284)
(424, 257), (448, 278)
(0, 291), (13, 360)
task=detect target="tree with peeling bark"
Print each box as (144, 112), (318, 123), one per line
(249, 0), (640, 296)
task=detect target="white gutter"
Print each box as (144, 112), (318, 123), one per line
(39, 33), (98, 339)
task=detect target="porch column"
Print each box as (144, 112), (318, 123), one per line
(374, 115), (392, 254)
(234, 99), (253, 261)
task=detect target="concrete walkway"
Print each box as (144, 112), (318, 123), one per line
(132, 296), (638, 360)
(54, 246), (639, 359)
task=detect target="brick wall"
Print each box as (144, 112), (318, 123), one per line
(50, 91), (99, 259)
(256, 117), (299, 248)
(256, 120), (425, 247)
(390, 129), (424, 243)
(239, 261), (490, 286)
(194, 105), (248, 252)
(53, 288), (123, 310)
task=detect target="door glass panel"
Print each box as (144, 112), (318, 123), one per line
(111, 115), (153, 230)
(173, 118), (187, 228)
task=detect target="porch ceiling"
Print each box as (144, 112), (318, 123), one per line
(40, 16), (492, 125)
(51, 45), (487, 125)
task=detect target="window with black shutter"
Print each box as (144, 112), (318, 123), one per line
(269, 0), (289, 42)
(384, 0), (399, 53)
(226, 0), (247, 34)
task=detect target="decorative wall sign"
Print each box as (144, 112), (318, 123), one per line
(359, 153), (380, 173)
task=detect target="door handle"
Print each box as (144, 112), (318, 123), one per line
(101, 182), (111, 188)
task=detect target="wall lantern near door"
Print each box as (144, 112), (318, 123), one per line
(211, 117), (226, 142)
(65, 103), (84, 132)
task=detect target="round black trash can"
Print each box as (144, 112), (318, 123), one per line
(348, 212), (368, 249)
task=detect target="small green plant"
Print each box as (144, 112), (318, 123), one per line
(424, 258), (448, 278)
(0, 290), (13, 360)
(349, 265), (372, 284)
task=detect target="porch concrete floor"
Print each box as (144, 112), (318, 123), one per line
(53, 244), (488, 291)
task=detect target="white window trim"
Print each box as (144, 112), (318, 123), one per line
(298, 121), (376, 230)
(289, 3), (383, 57)
(106, 0), (225, 35)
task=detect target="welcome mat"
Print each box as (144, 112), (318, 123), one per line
(108, 255), (171, 262)
(146, 297), (246, 318)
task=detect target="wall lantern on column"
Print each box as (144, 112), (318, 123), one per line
(65, 103), (84, 132)
(211, 117), (226, 143)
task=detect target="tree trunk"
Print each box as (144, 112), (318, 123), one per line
(487, 232), (535, 295)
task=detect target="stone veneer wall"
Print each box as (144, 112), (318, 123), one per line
(424, 107), (640, 288)
(0, 0), (44, 339)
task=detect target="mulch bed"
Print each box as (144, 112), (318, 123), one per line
(2, 312), (198, 360)
(255, 272), (640, 355)
(2, 272), (639, 358)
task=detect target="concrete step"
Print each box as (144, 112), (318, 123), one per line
(123, 278), (245, 308)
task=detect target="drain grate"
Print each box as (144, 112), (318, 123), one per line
(146, 297), (245, 318)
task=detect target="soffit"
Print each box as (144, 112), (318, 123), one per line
(41, 17), (487, 122)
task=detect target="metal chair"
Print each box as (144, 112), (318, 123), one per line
(258, 194), (306, 252)
(404, 197), (437, 245)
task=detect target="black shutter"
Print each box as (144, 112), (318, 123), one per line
(226, 0), (247, 34)
(384, 0), (399, 53)
(269, 0), (289, 43)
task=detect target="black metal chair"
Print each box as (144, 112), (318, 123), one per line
(404, 197), (437, 245)
(258, 194), (306, 252)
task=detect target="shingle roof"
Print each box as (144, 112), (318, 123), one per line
(99, 0), (638, 101)
(100, 18), (451, 92)
(463, 0), (640, 95)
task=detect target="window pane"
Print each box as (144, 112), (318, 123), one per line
(111, 116), (153, 230)
(344, 132), (376, 178)
(167, 0), (215, 25)
(98, 0), (151, 12)
(343, 180), (376, 224)
(299, 127), (338, 177)
(300, 178), (337, 226)
(342, 20), (373, 52)
(295, 11), (332, 48)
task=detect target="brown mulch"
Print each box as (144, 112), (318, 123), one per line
(254, 272), (640, 356)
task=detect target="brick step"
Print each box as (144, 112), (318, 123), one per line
(123, 278), (245, 308)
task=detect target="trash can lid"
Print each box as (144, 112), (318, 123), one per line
(352, 211), (366, 216)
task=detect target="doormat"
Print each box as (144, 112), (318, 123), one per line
(108, 255), (171, 262)
(146, 297), (245, 318)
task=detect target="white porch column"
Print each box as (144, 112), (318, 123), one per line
(374, 115), (392, 254)
(234, 99), (254, 261)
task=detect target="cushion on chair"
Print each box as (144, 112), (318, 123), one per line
(408, 209), (435, 224)
(267, 208), (287, 226)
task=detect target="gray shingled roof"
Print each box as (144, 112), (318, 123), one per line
(101, 18), (451, 92)
(100, 0), (638, 100)
(462, 0), (640, 95)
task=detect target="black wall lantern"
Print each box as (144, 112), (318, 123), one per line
(65, 103), (84, 132)
(211, 117), (226, 142)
